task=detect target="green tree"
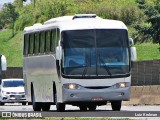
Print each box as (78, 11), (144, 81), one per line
(14, 0), (22, 8)
(13, 0), (27, 8)
(2, 3), (19, 37)
(30, 0), (36, 8)
(0, 11), (5, 27)
(135, 0), (160, 43)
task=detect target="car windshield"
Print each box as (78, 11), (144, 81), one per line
(61, 29), (130, 78)
(3, 80), (24, 87)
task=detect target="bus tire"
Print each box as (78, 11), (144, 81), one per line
(79, 106), (87, 111)
(88, 105), (96, 111)
(111, 101), (122, 111)
(56, 103), (65, 112)
(31, 87), (41, 111)
(55, 93), (65, 112)
(42, 103), (50, 111)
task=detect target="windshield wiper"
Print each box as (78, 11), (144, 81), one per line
(82, 61), (89, 77)
(98, 55), (112, 76)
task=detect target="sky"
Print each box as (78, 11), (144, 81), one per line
(0, 0), (30, 5)
(0, 0), (30, 9)
(0, 0), (14, 5)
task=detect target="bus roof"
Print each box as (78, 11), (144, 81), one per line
(24, 14), (127, 34)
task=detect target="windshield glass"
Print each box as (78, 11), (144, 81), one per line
(62, 29), (130, 78)
(3, 80), (24, 87)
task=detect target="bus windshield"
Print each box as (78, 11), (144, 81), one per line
(62, 29), (130, 78)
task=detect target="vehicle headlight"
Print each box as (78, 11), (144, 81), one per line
(2, 91), (10, 95)
(63, 83), (81, 89)
(112, 82), (130, 88)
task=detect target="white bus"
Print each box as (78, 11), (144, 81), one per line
(23, 14), (136, 111)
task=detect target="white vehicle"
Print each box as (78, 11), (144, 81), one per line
(0, 79), (26, 105)
(23, 14), (136, 111)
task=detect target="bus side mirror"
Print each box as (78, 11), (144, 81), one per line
(1, 55), (7, 71)
(56, 46), (62, 60)
(129, 38), (137, 62)
(129, 38), (134, 47)
(131, 47), (137, 62)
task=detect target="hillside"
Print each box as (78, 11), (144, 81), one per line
(0, 29), (22, 67)
(0, 0), (159, 66)
(0, 29), (159, 67)
(14, 0), (144, 31)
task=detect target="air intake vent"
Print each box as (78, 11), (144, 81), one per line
(84, 86), (110, 89)
(72, 14), (96, 20)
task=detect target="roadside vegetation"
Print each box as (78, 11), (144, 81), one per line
(0, 0), (159, 66)
(0, 29), (22, 67)
(135, 42), (160, 61)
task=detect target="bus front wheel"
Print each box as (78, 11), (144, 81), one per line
(56, 103), (65, 112)
(111, 101), (122, 111)
(55, 93), (65, 112)
(88, 105), (96, 111)
(31, 87), (41, 111)
(79, 106), (87, 111)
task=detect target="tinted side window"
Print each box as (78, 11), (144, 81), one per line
(33, 34), (35, 54)
(29, 34), (34, 54)
(34, 33), (39, 54)
(56, 29), (60, 47)
(24, 34), (29, 55)
(40, 31), (45, 53)
(50, 31), (52, 52)
(46, 31), (51, 53)
(51, 29), (56, 53)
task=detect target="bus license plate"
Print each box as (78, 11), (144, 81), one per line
(92, 97), (103, 101)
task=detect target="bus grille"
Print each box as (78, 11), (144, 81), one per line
(84, 86), (111, 89)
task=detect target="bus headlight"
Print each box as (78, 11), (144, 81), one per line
(112, 82), (130, 88)
(63, 83), (81, 89)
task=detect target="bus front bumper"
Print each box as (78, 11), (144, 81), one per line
(62, 87), (130, 103)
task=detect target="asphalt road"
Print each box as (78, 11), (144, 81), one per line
(0, 103), (160, 111)
(1, 104), (160, 118)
